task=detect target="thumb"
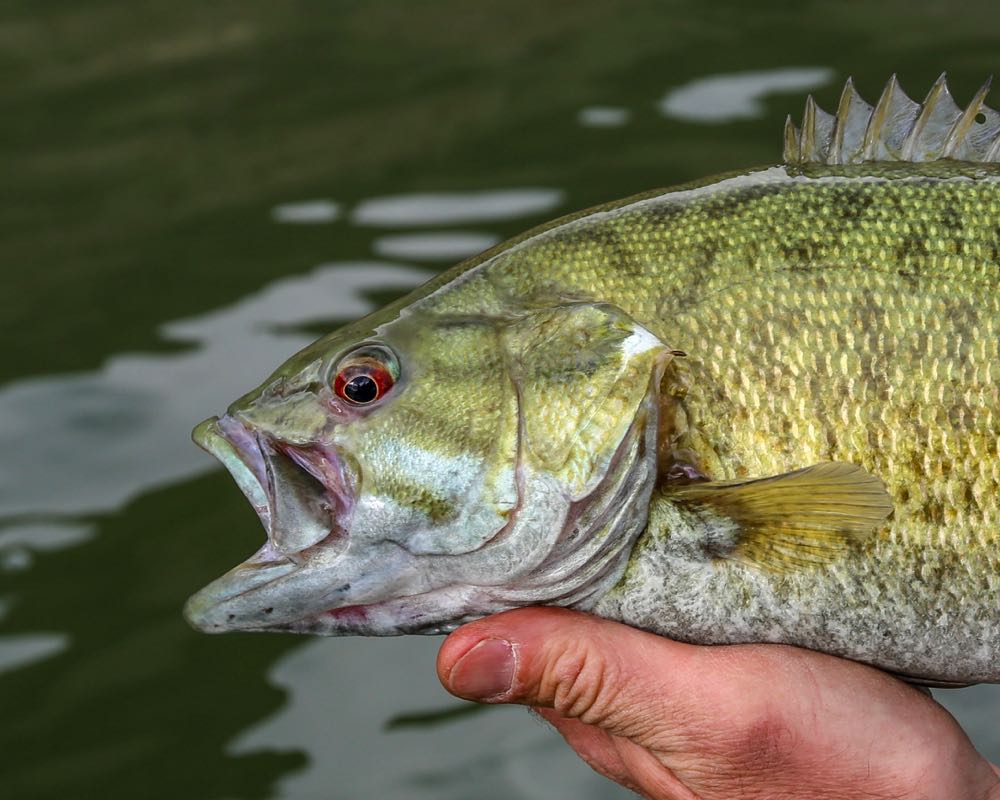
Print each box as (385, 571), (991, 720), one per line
(436, 606), (704, 743)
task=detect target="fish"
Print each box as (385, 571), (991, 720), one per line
(185, 74), (1000, 687)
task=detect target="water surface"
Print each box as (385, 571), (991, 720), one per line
(2, 2), (998, 797)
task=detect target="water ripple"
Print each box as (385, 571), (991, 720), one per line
(271, 200), (342, 224)
(577, 106), (630, 128)
(373, 231), (500, 261)
(658, 67), (833, 123)
(0, 633), (69, 676)
(352, 189), (564, 227)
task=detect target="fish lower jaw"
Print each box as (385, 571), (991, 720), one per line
(307, 588), (486, 636)
(267, 583), (499, 636)
(185, 553), (488, 635)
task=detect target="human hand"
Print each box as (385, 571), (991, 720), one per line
(437, 608), (1000, 800)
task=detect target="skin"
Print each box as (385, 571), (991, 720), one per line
(438, 608), (1000, 800)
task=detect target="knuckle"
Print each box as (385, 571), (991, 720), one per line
(543, 638), (623, 726)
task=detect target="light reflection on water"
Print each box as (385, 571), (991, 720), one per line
(0, 632), (70, 676)
(0, 521), (95, 576)
(0, 522), (96, 553)
(0, 593), (70, 677)
(351, 189), (564, 227)
(271, 200), (343, 225)
(577, 106), (631, 128)
(658, 67), (834, 122)
(372, 231), (501, 261)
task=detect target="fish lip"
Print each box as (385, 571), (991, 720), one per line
(193, 416), (270, 526)
(183, 550), (300, 633)
(192, 415), (354, 556)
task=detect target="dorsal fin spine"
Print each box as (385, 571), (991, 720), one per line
(799, 95), (836, 163)
(829, 76), (872, 165)
(862, 74), (899, 161)
(783, 115), (800, 163)
(785, 74), (1000, 165)
(801, 96), (818, 160)
(827, 76), (853, 165)
(901, 73), (949, 161)
(943, 77), (992, 157)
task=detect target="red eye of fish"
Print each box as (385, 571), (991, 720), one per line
(332, 349), (398, 406)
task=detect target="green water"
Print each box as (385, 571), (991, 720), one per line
(2, 2), (998, 797)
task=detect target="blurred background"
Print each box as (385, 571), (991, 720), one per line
(2, 1), (999, 798)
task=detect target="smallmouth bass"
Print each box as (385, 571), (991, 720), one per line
(186, 75), (1000, 686)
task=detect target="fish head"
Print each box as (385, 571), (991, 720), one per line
(184, 301), (671, 635)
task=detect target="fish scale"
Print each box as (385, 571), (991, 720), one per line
(412, 165), (1000, 678)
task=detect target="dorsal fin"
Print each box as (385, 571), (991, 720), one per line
(784, 74), (1000, 165)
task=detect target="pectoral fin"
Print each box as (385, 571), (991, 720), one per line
(668, 462), (893, 572)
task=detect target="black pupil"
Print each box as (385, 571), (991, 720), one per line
(344, 374), (378, 403)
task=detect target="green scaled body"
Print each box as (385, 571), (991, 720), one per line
(186, 75), (1000, 686)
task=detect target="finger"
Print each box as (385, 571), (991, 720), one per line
(531, 707), (634, 787)
(438, 608), (1000, 800)
(437, 607), (711, 746)
(533, 708), (640, 792)
(534, 707), (692, 800)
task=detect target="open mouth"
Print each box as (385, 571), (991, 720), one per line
(192, 415), (353, 559)
(184, 415), (370, 632)
(186, 415), (477, 635)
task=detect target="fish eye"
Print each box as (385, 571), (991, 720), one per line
(332, 346), (399, 406)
